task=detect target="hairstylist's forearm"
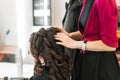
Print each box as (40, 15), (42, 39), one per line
(68, 31), (82, 40)
(76, 40), (116, 51)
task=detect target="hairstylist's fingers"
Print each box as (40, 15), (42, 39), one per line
(54, 33), (65, 41)
(54, 33), (66, 38)
(54, 33), (63, 40)
(56, 41), (63, 46)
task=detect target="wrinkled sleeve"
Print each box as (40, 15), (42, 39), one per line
(97, 0), (118, 48)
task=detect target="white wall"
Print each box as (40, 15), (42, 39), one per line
(0, 0), (17, 45)
(51, 0), (66, 26)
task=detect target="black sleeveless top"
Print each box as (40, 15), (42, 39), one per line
(79, 0), (94, 32)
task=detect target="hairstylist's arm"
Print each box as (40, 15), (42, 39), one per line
(54, 26), (82, 40)
(54, 33), (116, 51)
(81, 40), (116, 51)
(69, 31), (82, 40)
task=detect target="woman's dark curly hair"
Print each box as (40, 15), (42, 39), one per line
(29, 27), (71, 80)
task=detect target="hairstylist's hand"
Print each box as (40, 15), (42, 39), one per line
(54, 32), (78, 49)
(54, 26), (69, 36)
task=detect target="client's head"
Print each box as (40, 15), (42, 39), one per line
(29, 27), (71, 80)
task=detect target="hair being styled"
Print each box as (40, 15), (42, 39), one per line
(29, 27), (71, 80)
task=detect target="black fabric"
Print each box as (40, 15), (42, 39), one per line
(72, 51), (120, 80)
(62, 0), (82, 32)
(62, 0), (83, 61)
(79, 0), (94, 32)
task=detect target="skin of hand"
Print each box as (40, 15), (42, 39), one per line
(54, 26), (69, 36)
(54, 26), (82, 49)
(54, 32), (82, 49)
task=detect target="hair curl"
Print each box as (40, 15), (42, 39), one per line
(29, 27), (71, 80)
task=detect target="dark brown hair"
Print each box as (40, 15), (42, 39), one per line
(29, 27), (71, 80)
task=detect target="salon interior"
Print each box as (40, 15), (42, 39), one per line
(0, 0), (120, 79)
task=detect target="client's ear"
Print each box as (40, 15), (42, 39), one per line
(39, 56), (45, 66)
